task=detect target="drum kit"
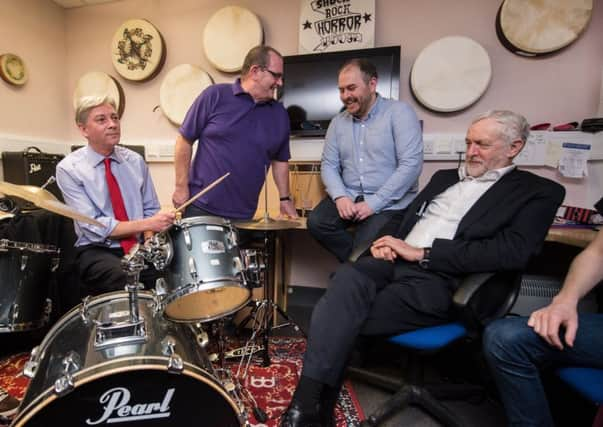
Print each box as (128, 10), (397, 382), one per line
(0, 176), (304, 426)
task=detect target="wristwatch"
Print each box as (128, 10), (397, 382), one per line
(419, 247), (431, 269)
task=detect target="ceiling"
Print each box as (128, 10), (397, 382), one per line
(51, 0), (121, 9)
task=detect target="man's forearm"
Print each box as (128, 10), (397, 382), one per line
(174, 134), (193, 188)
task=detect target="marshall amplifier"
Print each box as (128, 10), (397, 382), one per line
(2, 146), (64, 208)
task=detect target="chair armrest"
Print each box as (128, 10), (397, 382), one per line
(452, 272), (496, 308)
(453, 271), (522, 331)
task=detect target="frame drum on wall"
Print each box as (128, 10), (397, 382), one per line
(0, 53), (28, 86)
(73, 71), (125, 117)
(160, 64), (213, 126)
(203, 6), (263, 73)
(110, 19), (166, 81)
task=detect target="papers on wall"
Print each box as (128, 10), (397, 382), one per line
(515, 131), (547, 165)
(559, 143), (591, 178)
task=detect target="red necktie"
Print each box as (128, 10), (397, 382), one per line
(104, 158), (137, 254)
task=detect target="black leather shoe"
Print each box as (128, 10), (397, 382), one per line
(279, 399), (321, 427)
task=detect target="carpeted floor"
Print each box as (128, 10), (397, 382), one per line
(0, 336), (363, 427)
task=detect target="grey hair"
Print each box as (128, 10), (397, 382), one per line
(471, 110), (530, 145)
(75, 95), (116, 125)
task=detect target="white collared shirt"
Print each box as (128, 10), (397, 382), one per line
(405, 165), (516, 248)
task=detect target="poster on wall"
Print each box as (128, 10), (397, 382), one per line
(298, 0), (375, 54)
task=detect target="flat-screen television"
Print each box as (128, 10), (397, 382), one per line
(280, 46), (400, 137)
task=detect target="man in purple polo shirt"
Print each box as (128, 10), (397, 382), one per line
(173, 45), (297, 220)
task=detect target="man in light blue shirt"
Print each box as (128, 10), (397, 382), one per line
(307, 58), (423, 262)
(56, 95), (174, 296)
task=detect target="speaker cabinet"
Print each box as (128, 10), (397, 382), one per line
(2, 146), (64, 208)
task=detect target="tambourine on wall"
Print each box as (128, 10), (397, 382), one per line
(110, 19), (166, 82)
(496, 0), (593, 57)
(0, 53), (28, 86)
(73, 71), (125, 118)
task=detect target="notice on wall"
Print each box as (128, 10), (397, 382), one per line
(298, 0), (375, 54)
(558, 143), (591, 178)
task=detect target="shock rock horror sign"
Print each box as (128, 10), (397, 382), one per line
(299, 0), (375, 53)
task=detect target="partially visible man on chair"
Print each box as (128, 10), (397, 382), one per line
(280, 110), (565, 427)
(483, 200), (603, 427)
(307, 58), (422, 262)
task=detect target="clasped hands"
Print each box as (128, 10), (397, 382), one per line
(336, 196), (373, 222)
(370, 235), (424, 263)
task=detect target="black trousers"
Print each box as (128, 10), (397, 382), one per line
(307, 197), (405, 262)
(76, 245), (162, 298)
(302, 256), (458, 386)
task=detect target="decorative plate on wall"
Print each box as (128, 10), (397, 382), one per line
(160, 64), (213, 126)
(73, 71), (125, 117)
(203, 6), (263, 73)
(410, 36), (491, 113)
(111, 19), (166, 81)
(0, 53), (28, 86)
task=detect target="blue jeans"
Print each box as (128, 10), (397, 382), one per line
(483, 314), (603, 427)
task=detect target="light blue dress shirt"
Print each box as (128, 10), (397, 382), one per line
(56, 145), (160, 248)
(321, 95), (423, 213)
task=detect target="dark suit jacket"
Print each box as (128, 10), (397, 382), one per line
(377, 168), (565, 276)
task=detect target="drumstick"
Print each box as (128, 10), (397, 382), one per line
(174, 172), (230, 213)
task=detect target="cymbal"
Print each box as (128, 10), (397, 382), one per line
(0, 181), (103, 226)
(234, 217), (300, 231)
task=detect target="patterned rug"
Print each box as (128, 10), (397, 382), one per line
(0, 337), (364, 426)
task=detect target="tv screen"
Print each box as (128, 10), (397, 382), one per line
(280, 46), (400, 137)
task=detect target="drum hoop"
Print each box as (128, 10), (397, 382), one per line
(177, 215), (231, 228)
(14, 358), (243, 427)
(163, 281), (251, 323)
(0, 318), (48, 333)
(0, 239), (58, 254)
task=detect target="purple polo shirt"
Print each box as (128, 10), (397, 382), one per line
(180, 79), (290, 219)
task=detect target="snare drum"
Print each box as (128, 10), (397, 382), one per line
(160, 216), (251, 322)
(0, 239), (58, 332)
(13, 291), (244, 426)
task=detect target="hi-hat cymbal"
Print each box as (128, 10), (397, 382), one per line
(234, 217), (300, 231)
(0, 181), (103, 226)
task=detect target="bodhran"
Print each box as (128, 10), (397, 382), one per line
(73, 71), (125, 117)
(497, 0), (593, 56)
(111, 18), (166, 81)
(410, 36), (492, 113)
(160, 64), (213, 126)
(203, 6), (263, 73)
(0, 53), (28, 86)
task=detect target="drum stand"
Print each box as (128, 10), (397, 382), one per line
(237, 229), (305, 367)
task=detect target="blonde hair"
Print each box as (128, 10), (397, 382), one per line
(75, 95), (117, 125)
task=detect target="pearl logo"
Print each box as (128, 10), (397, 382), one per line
(86, 387), (175, 425)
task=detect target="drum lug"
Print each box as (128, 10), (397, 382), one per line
(80, 296), (91, 324)
(183, 226), (192, 251)
(161, 337), (184, 373)
(23, 346), (40, 378)
(51, 256), (60, 272)
(188, 257), (198, 281)
(20, 254), (28, 271)
(44, 298), (52, 321)
(191, 323), (209, 347)
(54, 351), (81, 396)
(9, 303), (19, 327)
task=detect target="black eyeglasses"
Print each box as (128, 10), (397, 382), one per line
(262, 67), (283, 80)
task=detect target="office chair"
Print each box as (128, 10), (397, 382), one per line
(349, 270), (522, 427)
(556, 367), (603, 426)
